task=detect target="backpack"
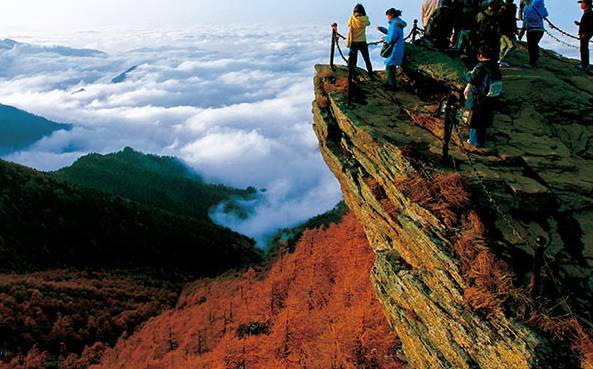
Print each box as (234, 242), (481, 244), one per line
(465, 62), (503, 110)
(381, 26), (402, 58)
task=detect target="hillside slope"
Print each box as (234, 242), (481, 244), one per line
(91, 213), (405, 369)
(0, 271), (179, 369)
(0, 159), (261, 274)
(0, 104), (69, 155)
(53, 147), (256, 220)
(313, 43), (593, 369)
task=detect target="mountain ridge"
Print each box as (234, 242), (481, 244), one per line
(52, 147), (257, 220)
(0, 157), (261, 274)
(0, 104), (70, 155)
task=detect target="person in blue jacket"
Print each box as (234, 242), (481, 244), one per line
(520, 0), (548, 67)
(382, 8), (406, 91)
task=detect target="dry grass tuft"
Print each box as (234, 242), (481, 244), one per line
(396, 172), (470, 228)
(324, 78), (349, 95)
(396, 169), (593, 365)
(464, 250), (515, 318)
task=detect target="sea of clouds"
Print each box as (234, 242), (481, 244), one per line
(0, 25), (582, 245)
(0, 25), (359, 245)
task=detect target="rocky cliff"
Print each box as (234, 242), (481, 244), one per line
(313, 44), (593, 369)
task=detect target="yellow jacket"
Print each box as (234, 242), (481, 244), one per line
(347, 14), (370, 43)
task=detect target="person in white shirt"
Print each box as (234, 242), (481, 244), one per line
(422, 0), (441, 28)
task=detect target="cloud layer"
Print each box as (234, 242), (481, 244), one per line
(0, 25), (581, 245)
(0, 26), (344, 245)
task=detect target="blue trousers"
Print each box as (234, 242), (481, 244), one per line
(469, 127), (488, 147)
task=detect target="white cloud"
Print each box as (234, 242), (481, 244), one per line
(2, 26), (579, 245)
(0, 26), (342, 245)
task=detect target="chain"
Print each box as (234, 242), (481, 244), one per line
(544, 17), (593, 45)
(334, 36), (349, 64)
(451, 120), (586, 331)
(544, 29), (580, 50)
(451, 123), (525, 240)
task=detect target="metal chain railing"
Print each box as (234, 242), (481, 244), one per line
(544, 29), (580, 50)
(450, 117), (588, 333)
(544, 17), (593, 44)
(329, 19), (424, 70)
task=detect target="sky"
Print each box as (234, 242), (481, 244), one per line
(0, 1), (580, 34)
(0, 1), (584, 245)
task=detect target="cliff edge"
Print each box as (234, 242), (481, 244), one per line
(313, 44), (593, 369)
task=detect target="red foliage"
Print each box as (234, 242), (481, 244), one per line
(0, 271), (178, 367)
(93, 214), (405, 369)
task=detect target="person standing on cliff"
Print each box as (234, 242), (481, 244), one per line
(347, 4), (374, 79)
(422, 0), (441, 29)
(454, 0), (481, 60)
(463, 46), (503, 148)
(476, 0), (502, 62)
(519, 0), (548, 68)
(576, 0), (593, 72)
(499, 0), (518, 68)
(381, 8), (406, 91)
(519, 0), (531, 20)
(425, 0), (456, 49)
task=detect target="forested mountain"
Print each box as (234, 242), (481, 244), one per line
(91, 214), (405, 369)
(0, 150), (263, 368)
(0, 104), (70, 155)
(52, 147), (256, 220)
(0, 158), (262, 274)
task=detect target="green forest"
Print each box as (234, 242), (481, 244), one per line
(52, 147), (257, 220)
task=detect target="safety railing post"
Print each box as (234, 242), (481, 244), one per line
(330, 23), (337, 69)
(412, 19), (419, 43)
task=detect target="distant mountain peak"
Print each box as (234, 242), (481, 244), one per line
(112, 65), (139, 84)
(0, 104), (70, 155)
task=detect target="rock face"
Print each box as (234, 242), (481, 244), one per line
(312, 44), (593, 369)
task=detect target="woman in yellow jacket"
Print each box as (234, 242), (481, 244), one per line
(347, 4), (374, 78)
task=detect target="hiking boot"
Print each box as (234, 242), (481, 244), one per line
(499, 61), (512, 68)
(577, 64), (591, 73)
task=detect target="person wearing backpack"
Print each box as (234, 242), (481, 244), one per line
(576, 0), (593, 72)
(499, 0), (518, 67)
(463, 46), (503, 148)
(381, 8), (406, 91)
(520, 0), (548, 67)
(347, 4), (374, 79)
(476, 0), (502, 61)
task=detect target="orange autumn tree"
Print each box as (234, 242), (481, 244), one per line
(93, 214), (405, 369)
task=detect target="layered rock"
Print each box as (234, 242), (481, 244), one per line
(312, 44), (593, 369)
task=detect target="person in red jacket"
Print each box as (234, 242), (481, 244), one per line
(576, 0), (593, 71)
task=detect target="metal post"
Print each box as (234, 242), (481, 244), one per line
(530, 236), (548, 298)
(412, 19), (419, 43)
(330, 23), (337, 69)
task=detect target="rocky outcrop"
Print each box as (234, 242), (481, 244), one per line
(312, 44), (593, 369)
